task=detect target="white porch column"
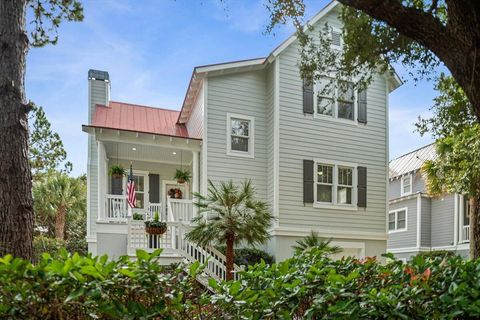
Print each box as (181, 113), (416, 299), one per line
(97, 141), (106, 221)
(192, 151), (200, 216)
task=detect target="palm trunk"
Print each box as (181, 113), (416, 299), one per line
(55, 206), (66, 240)
(225, 232), (235, 281)
(0, 0), (34, 259)
(470, 196), (480, 259)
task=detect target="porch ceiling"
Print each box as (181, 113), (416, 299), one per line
(104, 141), (193, 165)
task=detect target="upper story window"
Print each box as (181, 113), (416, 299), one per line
(388, 208), (407, 233)
(315, 161), (356, 208)
(226, 113), (254, 158)
(315, 78), (356, 121)
(330, 28), (342, 48)
(400, 174), (412, 196)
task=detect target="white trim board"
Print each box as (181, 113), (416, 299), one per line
(272, 226), (387, 240)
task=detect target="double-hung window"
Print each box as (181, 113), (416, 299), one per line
(315, 78), (356, 121)
(388, 208), (407, 233)
(401, 174), (412, 196)
(227, 113), (254, 158)
(315, 161), (356, 208)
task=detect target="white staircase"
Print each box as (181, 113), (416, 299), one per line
(127, 199), (242, 282)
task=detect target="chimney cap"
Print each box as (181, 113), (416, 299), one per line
(88, 69), (109, 81)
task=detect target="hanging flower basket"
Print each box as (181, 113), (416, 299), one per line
(109, 164), (126, 179)
(145, 212), (167, 235)
(174, 169), (191, 184)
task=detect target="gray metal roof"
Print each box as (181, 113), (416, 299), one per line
(389, 143), (437, 179)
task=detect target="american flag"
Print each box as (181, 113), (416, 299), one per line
(127, 164), (136, 208)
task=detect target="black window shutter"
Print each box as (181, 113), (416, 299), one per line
(357, 166), (367, 207)
(303, 80), (314, 114)
(303, 160), (314, 203)
(111, 176), (123, 195)
(149, 174), (160, 203)
(357, 88), (367, 124)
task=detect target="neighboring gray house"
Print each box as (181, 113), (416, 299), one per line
(82, 1), (401, 279)
(388, 144), (470, 260)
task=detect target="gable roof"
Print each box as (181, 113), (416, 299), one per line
(177, 0), (402, 124)
(85, 101), (193, 139)
(389, 143), (436, 179)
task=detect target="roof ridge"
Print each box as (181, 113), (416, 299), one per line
(390, 143), (435, 163)
(109, 100), (180, 113)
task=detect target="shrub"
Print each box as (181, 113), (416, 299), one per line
(32, 235), (65, 262)
(210, 249), (480, 319)
(0, 250), (220, 319)
(217, 246), (274, 266)
(415, 250), (457, 260)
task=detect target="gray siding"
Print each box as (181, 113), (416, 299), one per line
(389, 172), (423, 200)
(266, 65), (275, 209)
(206, 70), (269, 201)
(388, 198), (417, 249)
(389, 178), (401, 199)
(431, 194), (455, 247)
(421, 197), (431, 247)
(276, 10), (388, 233)
(186, 83), (204, 139)
(412, 172), (425, 194)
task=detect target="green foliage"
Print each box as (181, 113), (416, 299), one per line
(108, 164), (125, 177)
(174, 169), (191, 183)
(216, 246), (275, 266)
(132, 212), (144, 220)
(32, 235), (65, 263)
(292, 231), (342, 255)
(33, 172), (86, 239)
(29, 103), (72, 180)
(210, 248), (480, 319)
(415, 250), (457, 260)
(27, 0), (84, 47)
(0, 250), (218, 319)
(187, 180), (274, 248)
(145, 212), (167, 229)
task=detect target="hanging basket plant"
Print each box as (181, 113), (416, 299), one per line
(174, 169), (191, 184)
(109, 164), (126, 179)
(145, 212), (167, 235)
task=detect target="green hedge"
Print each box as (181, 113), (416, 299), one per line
(3, 247), (480, 319)
(0, 250), (215, 319)
(216, 246), (274, 266)
(208, 249), (480, 319)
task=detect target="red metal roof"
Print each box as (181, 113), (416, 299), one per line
(90, 101), (193, 139)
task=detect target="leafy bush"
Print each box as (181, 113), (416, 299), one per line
(132, 212), (144, 220)
(33, 235), (65, 262)
(0, 250), (219, 319)
(209, 248), (480, 319)
(415, 250), (457, 260)
(216, 246), (274, 266)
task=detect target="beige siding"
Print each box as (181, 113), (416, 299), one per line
(276, 10), (388, 235)
(186, 82), (204, 139)
(206, 70), (269, 201)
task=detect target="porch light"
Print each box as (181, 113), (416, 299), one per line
(132, 147), (137, 151)
(172, 152), (177, 155)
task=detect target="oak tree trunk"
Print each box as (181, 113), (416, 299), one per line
(469, 196), (480, 259)
(0, 0), (34, 259)
(225, 232), (235, 281)
(55, 206), (66, 240)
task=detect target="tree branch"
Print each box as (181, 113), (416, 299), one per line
(338, 0), (460, 62)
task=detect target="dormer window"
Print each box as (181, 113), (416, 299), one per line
(400, 174), (412, 196)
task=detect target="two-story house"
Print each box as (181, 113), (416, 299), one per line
(388, 144), (470, 260)
(82, 1), (401, 278)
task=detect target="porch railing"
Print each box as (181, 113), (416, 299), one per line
(148, 203), (162, 220)
(127, 218), (176, 255)
(462, 225), (470, 242)
(105, 194), (128, 222)
(168, 199), (194, 223)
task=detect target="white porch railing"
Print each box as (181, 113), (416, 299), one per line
(462, 225), (470, 242)
(168, 199), (194, 222)
(148, 203), (162, 220)
(127, 219), (176, 255)
(105, 194), (128, 222)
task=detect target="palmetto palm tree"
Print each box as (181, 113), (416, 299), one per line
(186, 179), (273, 280)
(292, 232), (342, 255)
(33, 173), (85, 240)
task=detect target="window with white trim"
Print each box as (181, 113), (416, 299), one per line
(388, 208), (407, 232)
(322, 25), (343, 49)
(227, 114), (254, 158)
(315, 78), (356, 121)
(400, 174), (412, 196)
(315, 162), (356, 206)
